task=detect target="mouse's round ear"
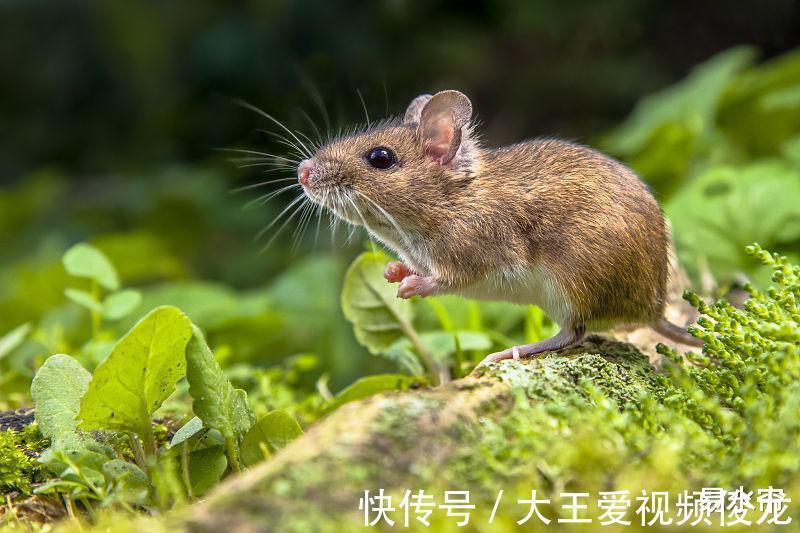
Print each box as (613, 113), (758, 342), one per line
(404, 94), (432, 125)
(418, 90), (473, 165)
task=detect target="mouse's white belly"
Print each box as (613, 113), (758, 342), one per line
(366, 226), (573, 326)
(456, 265), (574, 326)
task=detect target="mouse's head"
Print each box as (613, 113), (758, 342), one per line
(297, 90), (479, 234)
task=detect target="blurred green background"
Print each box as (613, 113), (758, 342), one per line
(2, 0), (800, 405)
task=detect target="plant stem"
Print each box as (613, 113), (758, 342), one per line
(225, 437), (242, 473)
(452, 333), (465, 379)
(181, 442), (194, 500)
(90, 281), (101, 341)
(141, 423), (157, 469)
(129, 432), (147, 471)
(401, 322), (448, 386)
(63, 493), (77, 523)
(363, 267), (449, 385)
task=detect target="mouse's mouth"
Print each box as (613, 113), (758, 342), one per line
(304, 183), (396, 233)
(304, 184), (363, 226)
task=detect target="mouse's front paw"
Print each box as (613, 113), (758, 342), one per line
(384, 261), (412, 283)
(397, 275), (438, 299)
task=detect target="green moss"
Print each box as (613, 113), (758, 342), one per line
(489, 342), (667, 406)
(0, 425), (47, 495)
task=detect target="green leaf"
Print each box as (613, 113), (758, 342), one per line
(187, 445), (228, 496)
(323, 374), (422, 414)
(170, 416), (203, 448)
(382, 341), (425, 375)
(64, 288), (103, 313)
(420, 330), (492, 359)
(102, 289), (143, 320)
(240, 410), (303, 467)
(31, 354), (92, 440)
(103, 459), (149, 503)
(37, 433), (113, 487)
(386, 330), (492, 369)
(62, 243), (120, 291)
(341, 251), (414, 354)
(603, 47), (755, 155)
(0, 323), (31, 361)
(185, 325), (254, 440)
(600, 46), (756, 194)
(667, 161), (800, 282)
(79, 306), (192, 435)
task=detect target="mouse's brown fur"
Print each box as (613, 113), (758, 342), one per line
(298, 90), (698, 365)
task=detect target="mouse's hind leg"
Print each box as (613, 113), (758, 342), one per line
(476, 324), (585, 368)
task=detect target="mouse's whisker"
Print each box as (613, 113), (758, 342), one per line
(312, 190), (326, 252)
(232, 176), (298, 194)
(298, 108), (324, 149)
(381, 81), (389, 118)
(291, 198), (316, 253)
(295, 129), (320, 154)
(245, 183), (302, 209)
(249, 162), (297, 172)
(344, 193), (378, 253)
(326, 191), (344, 244)
(353, 190), (411, 247)
(255, 128), (299, 148)
(298, 75), (331, 141)
(219, 148), (299, 165)
(236, 162), (297, 171)
(257, 130), (308, 161)
(255, 193), (307, 246)
(233, 99), (314, 159)
(260, 198), (309, 254)
(227, 156), (290, 168)
(356, 88), (371, 129)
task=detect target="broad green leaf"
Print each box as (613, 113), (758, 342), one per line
(667, 161), (800, 282)
(62, 243), (120, 291)
(64, 288), (102, 313)
(170, 416), (203, 448)
(102, 289), (142, 320)
(341, 251), (414, 354)
(322, 374), (422, 414)
(240, 410), (303, 466)
(601, 46), (755, 194)
(31, 354), (92, 440)
(79, 306), (192, 435)
(0, 323), (31, 361)
(603, 47), (755, 155)
(185, 325), (254, 440)
(720, 48), (800, 155)
(187, 445), (227, 496)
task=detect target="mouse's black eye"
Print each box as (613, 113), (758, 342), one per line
(365, 147), (396, 170)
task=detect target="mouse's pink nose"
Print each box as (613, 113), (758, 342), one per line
(298, 159), (314, 186)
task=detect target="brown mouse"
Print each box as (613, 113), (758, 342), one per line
(295, 89), (702, 367)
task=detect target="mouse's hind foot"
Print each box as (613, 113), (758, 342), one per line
(475, 325), (586, 369)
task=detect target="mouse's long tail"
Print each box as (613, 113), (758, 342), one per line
(652, 318), (704, 347)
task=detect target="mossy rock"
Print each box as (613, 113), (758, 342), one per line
(182, 337), (688, 532)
